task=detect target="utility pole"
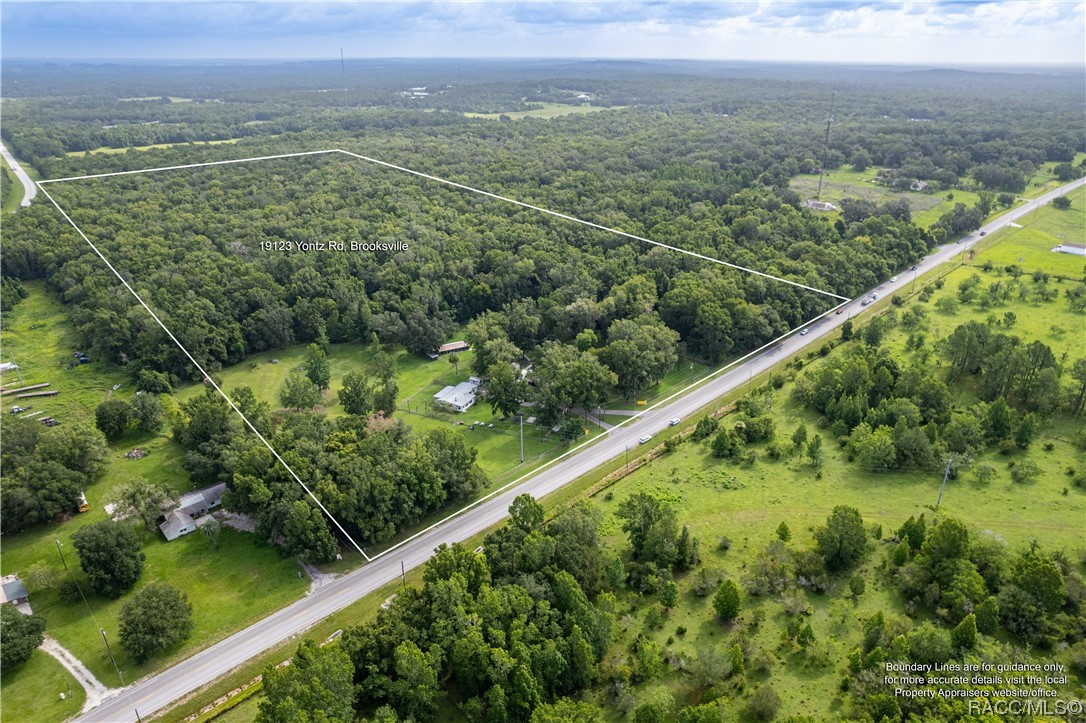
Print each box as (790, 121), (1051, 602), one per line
(400, 561), (406, 590)
(519, 415), (524, 462)
(935, 458), (953, 510)
(55, 539), (69, 570)
(100, 628), (124, 685)
(625, 445), (629, 473)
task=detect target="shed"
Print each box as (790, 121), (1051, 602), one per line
(0, 575), (29, 606)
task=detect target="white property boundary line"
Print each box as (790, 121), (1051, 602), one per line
(38, 148), (850, 564)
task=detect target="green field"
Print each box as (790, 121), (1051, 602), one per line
(65, 138), (241, 157)
(0, 648), (86, 723)
(1, 283), (129, 425)
(971, 184), (1086, 278)
(464, 102), (625, 120)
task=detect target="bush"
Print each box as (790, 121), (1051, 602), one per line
(692, 416), (719, 441)
(692, 567), (725, 597)
(747, 685), (781, 721)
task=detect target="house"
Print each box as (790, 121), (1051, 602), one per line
(427, 340), (470, 360)
(0, 575), (29, 607)
(1055, 242), (1086, 257)
(433, 377), (483, 413)
(910, 180), (929, 192)
(160, 483), (226, 541)
(804, 200), (838, 212)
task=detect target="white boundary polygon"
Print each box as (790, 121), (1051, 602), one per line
(38, 148), (851, 564)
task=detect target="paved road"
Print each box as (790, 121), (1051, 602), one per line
(0, 141), (37, 207)
(78, 177), (1085, 723)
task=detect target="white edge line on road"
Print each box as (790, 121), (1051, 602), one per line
(35, 182), (373, 563)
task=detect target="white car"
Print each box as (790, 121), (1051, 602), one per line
(800, 328), (810, 336)
(890, 276), (898, 282)
(639, 434), (653, 444)
(669, 418), (681, 426)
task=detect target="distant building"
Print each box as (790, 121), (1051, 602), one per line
(433, 377), (483, 413)
(427, 341), (470, 360)
(910, 180), (929, 192)
(1056, 242), (1086, 256)
(804, 200), (838, 212)
(160, 483), (226, 542)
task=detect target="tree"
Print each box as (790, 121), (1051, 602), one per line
(532, 342), (616, 418)
(280, 373), (321, 410)
(374, 378), (398, 417)
(776, 522), (791, 542)
(851, 148), (872, 172)
(232, 385), (273, 436)
(814, 506), (868, 572)
(258, 639), (356, 723)
(951, 612), (977, 650)
(485, 362), (527, 418)
(531, 699), (604, 723)
(96, 398), (134, 440)
(0, 605), (45, 669)
(713, 579), (742, 622)
(72, 521), (145, 596)
(118, 582), (193, 662)
(790, 423), (808, 452)
(1052, 195), (1071, 209)
(338, 370), (374, 416)
(200, 516), (223, 548)
(616, 493), (678, 567)
(447, 352), (460, 374)
(304, 343), (331, 391)
(280, 500), (339, 563)
(661, 580), (679, 611)
(388, 640), (442, 720)
(132, 393), (165, 434)
(105, 476), (174, 530)
(605, 316), (680, 396)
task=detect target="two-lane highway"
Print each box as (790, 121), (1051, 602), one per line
(78, 176), (1085, 723)
(0, 141), (38, 207)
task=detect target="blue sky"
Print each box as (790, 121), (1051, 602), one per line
(3, 1), (1083, 64)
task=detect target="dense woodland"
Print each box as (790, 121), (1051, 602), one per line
(1, 60), (1084, 720)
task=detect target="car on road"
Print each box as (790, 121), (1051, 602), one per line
(890, 276), (898, 282)
(669, 418), (681, 426)
(861, 297), (873, 306)
(910, 265), (919, 271)
(835, 308), (845, 314)
(980, 231), (986, 236)
(799, 328), (810, 335)
(871, 292), (879, 300)
(639, 434), (652, 444)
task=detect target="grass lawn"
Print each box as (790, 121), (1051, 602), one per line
(0, 648), (86, 723)
(18, 526), (307, 689)
(969, 184), (1086, 278)
(464, 103), (626, 120)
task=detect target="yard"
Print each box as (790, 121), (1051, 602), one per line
(0, 649), (86, 723)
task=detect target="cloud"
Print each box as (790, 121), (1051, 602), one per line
(2, 0), (1082, 63)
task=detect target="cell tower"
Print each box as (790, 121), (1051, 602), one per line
(815, 92), (836, 202)
(341, 48), (348, 111)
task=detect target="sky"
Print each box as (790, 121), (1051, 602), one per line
(2, 1), (1084, 65)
